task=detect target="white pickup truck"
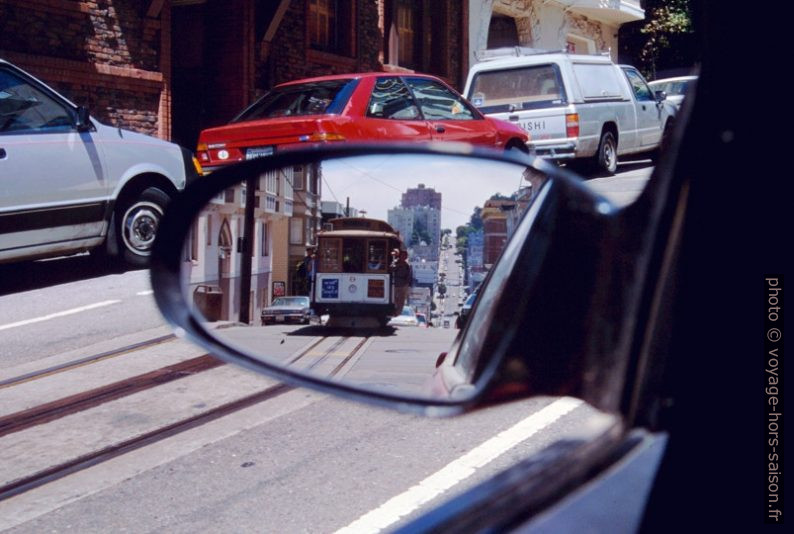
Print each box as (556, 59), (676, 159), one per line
(463, 49), (676, 174)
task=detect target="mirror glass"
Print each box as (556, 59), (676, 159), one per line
(180, 154), (550, 400)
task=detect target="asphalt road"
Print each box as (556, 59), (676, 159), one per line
(0, 161), (650, 532)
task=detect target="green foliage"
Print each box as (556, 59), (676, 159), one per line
(619, 0), (696, 79)
(411, 219), (431, 246)
(469, 207), (483, 231)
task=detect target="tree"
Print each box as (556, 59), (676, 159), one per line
(618, 0), (696, 80)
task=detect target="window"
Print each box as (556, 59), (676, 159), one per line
(623, 68), (654, 102)
(404, 77), (476, 121)
(318, 238), (342, 272)
(290, 218), (304, 245)
(263, 169), (279, 212)
(366, 240), (388, 273)
(469, 65), (566, 113)
(235, 80), (355, 121)
(366, 77), (420, 120)
(261, 222), (269, 257)
(0, 68), (74, 134)
(292, 166), (305, 191)
(395, 0), (420, 70)
(342, 238), (365, 273)
(308, 0), (354, 56)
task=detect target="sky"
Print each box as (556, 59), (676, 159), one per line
(320, 154), (530, 229)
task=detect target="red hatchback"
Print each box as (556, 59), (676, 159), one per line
(196, 73), (528, 172)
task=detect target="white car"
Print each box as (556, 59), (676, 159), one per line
(648, 75), (697, 111)
(0, 59), (198, 266)
(388, 306), (419, 327)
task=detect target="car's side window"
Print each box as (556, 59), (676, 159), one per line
(366, 77), (421, 120)
(404, 77), (476, 121)
(623, 68), (655, 102)
(0, 68), (75, 134)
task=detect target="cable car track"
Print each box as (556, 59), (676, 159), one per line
(0, 333), (370, 501)
(0, 334), (177, 390)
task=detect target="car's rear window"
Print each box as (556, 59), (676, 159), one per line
(234, 79), (357, 122)
(467, 64), (566, 113)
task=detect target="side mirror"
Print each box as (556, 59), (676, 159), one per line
(654, 90), (667, 103)
(151, 144), (640, 416)
(76, 105), (92, 132)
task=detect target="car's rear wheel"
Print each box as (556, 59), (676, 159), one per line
(118, 187), (170, 267)
(594, 131), (618, 175)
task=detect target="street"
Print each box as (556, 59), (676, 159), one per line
(0, 162), (649, 532)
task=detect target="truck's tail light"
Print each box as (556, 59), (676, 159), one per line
(566, 113), (579, 138)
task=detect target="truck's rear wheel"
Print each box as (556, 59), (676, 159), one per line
(595, 131), (618, 175)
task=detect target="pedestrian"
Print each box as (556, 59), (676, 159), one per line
(295, 246), (316, 296)
(390, 249), (412, 314)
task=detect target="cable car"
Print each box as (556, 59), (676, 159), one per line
(312, 217), (404, 326)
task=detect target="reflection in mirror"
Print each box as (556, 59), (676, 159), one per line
(180, 154), (548, 401)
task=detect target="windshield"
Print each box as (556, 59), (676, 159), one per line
(234, 79), (356, 121)
(272, 297), (309, 307)
(651, 79), (691, 96)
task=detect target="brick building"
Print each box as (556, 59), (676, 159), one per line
(401, 183), (441, 210)
(1, 0), (640, 149)
(0, 0), (469, 150)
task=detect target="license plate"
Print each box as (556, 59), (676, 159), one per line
(275, 316), (284, 322)
(246, 146), (274, 160)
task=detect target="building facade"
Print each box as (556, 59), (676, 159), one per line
(1, 0), (641, 318)
(401, 183), (442, 211)
(469, 0), (644, 65)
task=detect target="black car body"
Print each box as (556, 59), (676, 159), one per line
(455, 288), (478, 329)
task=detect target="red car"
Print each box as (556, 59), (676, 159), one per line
(196, 73), (528, 172)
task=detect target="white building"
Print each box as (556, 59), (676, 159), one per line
(182, 167), (296, 323)
(469, 0), (644, 65)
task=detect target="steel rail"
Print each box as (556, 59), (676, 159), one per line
(0, 354), (222, 438)
(0, 334), (176, 389)
(0, 332), (371, 501)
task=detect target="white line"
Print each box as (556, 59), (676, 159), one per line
(335, 397), (583, 534)
(136, 290), (154, 296)
(0, 300), (121, 332)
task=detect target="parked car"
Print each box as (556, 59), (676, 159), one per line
(463, 49), (676, 174)
(195, 72), (529, 173)
(260, 296), (314, 325)
(388, 305), (419, 327)
(648, 75), (697, 110)
(455, 288), (479, 329)
(0, 59), (198, 266)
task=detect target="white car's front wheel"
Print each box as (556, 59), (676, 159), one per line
(118, 187), (170, 267)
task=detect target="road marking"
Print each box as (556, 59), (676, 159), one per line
(0, 300), (121, 332)
(335, 397), (583, 534)
(136, 290), (154, 296)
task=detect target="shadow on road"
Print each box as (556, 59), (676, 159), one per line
(561, 158), (653, 180)
(0, 254), (136, 296)
(287, 325), (398, 337)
